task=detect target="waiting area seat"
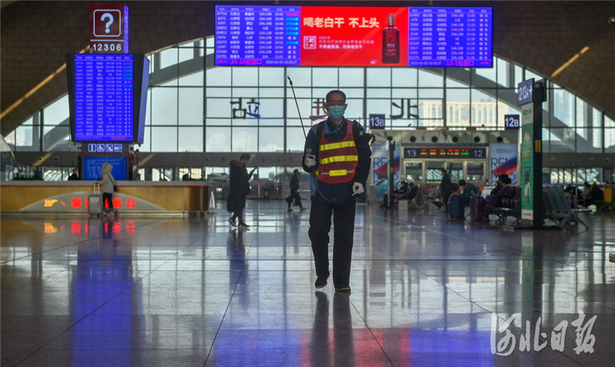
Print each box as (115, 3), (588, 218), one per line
(543, 185), (589, 231)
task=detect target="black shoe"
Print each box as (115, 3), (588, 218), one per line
(228, 217), (237, 227)
(238, 222), (250, 228)
(335, 286), (351, 293)
(315, 272), (329, 289)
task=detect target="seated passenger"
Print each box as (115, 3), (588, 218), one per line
(407, 182), (419, 200)
(484, 174), (514, 216)
(397, 181), (409, 198)
(458, 179), (478, 208)
(588, 183), (604, 206)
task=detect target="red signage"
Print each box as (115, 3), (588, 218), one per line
(90, 3), (129, 53)
(299, 7), (409, 66)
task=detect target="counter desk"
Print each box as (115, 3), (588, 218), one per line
(0, 181), (210, 215)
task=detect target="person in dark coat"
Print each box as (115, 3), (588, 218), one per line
(68, 168), (80, 181)
(458, 179), (478, 208)
(288, 169), (306, 212)
(440, 168), (452, 212)
(228, 153), (256, 228)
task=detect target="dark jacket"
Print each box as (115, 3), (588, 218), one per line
(290, 174), (299, 192)
(459, 183), (478, 206)
(229, 160), (253, 197)
(440, 173), (452, 195)
(302, 118), (372, 204)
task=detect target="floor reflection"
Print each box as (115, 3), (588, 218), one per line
(1, 204), (614, 367)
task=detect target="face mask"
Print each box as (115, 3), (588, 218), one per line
(327, 105), (346, 120)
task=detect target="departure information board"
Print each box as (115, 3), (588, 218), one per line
(215, 6), (301, 66)
(409, 7), (492, 67)
(82, 155), (127, 181)
(67, 54), (150, 143)
(215, 6), (493, 67)
(404, 147), (487, 159)
(73, 54), (134, 141)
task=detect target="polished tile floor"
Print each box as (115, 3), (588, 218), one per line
(2, 201), (614, 367)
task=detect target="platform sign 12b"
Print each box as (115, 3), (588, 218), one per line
(504, 114), (520, 130)
(90, 3), (128, 53)
(370, 114), (386, 130)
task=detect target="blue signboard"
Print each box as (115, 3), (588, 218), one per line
(82, 156), (127, 181)
(517, 79), (534, 106)
(504, 114), (520, 130)
(370, 114), (386, 130)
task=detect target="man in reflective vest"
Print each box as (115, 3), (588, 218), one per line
(302, 90), (372, 293)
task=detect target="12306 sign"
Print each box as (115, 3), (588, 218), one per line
(90, 3), (129, 54)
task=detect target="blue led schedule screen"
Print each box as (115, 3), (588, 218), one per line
(82, 156), (128, 181)
(67, 54), (150, 143)
(409, 7), (492, 67)
(215, 6), (493, 67)
(216, 6), (301, 66)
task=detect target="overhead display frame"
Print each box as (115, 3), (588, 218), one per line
(215, 5), (493, 67)
(66, 53), (150, 143)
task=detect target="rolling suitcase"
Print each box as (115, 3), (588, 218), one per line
(88, 183), (102, 217)
(471, 195), (485, 221)
(448, 195), (463, 219)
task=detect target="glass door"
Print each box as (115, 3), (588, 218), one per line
(466, 162), (485, 183)
(404, 162), (423, 183)
(426, 161), (446, 183)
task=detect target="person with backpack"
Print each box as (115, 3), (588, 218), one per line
(302, 90), (372, 293)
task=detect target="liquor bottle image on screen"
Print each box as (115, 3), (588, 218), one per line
(382, 14), (400, 64)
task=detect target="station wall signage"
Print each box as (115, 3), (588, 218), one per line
(404, 147), (487, 159)
(90, 3), (129, 53)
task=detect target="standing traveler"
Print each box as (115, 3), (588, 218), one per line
(99, 162), (116, 216)
(68, 168), (80, 181)
(440, 168), (452, 212)
(288, 169), (306, 212)
(228, 153), (256, 228)
(302, 90), (372, 293)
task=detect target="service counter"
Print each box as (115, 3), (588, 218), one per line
(0, 181), (210, 214)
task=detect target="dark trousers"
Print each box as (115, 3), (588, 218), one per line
(230, 195), (246, 223)
(102, 193), (113, 210)
(308, 199), (356, 288)
(288, 190), (302, 208)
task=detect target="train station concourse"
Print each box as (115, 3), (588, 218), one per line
(2, 1), (615, 366)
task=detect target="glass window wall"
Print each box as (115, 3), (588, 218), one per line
(6, 37), (615, 164)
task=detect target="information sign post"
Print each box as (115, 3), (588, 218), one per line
(518, 79), (546, 229)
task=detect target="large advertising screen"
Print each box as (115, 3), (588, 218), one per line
(215, 6), (493, 67)
(67, 54), (149, 143)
